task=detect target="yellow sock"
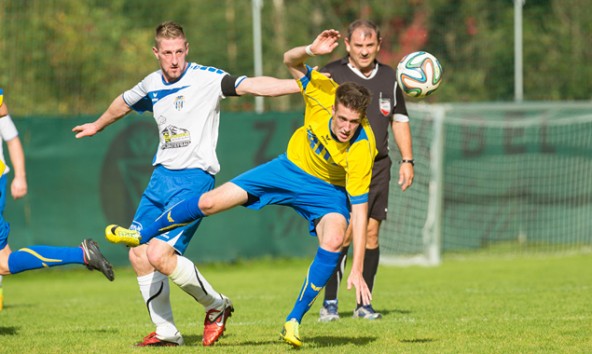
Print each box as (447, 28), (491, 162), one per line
(0, 287), (4, 311)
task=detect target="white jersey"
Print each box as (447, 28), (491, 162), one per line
(0, 115), (18, 175)
(122, 62), (238, 174)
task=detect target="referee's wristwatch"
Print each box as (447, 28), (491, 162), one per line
(399, 159), (415, 166)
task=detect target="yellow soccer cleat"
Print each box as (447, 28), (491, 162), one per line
(105, 224), (141, 247)
(280, 318), (302, 348)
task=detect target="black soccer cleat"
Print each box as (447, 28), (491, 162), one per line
(81, 238), (115, 281)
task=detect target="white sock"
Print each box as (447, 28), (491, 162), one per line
(169, 256), (222, 309)
(0, 275), (3, 286)
(137, 271), (178, 338)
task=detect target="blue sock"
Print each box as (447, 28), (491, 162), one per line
(286, 247), (340, 323)
(140, 195), (205, 243)
(7, 245), (84, 274)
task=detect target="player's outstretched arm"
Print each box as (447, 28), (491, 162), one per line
(236, 77), (299, 97)
(72, 95), (131, 138)
(347, 202), (372, 306)
(283, 29), (341, 80)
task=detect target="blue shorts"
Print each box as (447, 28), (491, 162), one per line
(0, 175), (9, 250)
(132, 165), (215, 254)
(231, 154), (350, 236)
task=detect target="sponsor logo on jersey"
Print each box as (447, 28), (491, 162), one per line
(161, 125), (191, 149)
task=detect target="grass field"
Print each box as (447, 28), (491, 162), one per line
(0, 252), (590, 353)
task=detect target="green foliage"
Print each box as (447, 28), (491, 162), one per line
(1, 0), (591, 117)
(1, 253), (591, 353)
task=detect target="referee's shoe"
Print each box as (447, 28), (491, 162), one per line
(353, 304), (382, 320)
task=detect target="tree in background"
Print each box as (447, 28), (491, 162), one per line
(0, 0), (591, 117)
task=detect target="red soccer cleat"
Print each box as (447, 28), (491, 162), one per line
(135, 331), (183, 347)
(202, 296), (234, 346)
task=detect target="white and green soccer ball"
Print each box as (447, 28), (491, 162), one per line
(396, 51), (443, 98)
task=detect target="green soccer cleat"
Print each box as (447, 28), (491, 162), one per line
(280, 318), (302, 348)
(105, 224), (141, 247)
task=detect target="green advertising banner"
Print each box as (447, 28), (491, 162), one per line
(6, 112), (318, 266)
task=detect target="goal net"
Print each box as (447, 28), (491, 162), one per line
(380, 102), (592, 266)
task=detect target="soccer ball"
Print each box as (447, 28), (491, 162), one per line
(396, 51), (443, 98)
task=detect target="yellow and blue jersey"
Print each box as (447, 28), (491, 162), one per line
(286, 68), (377, 204)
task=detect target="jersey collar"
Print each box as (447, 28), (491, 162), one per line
(340, 56), (380, 80)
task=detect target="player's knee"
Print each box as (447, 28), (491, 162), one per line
(0, 261), (9, 275)
(322, 233), (345, 252)
(145, 242), (175, 272)
(128, 246), (148, 268)
(198, 193), (215, 215)
(145, 248), (165, 269)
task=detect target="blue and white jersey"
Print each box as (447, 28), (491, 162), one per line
(122, 62), (239, 174)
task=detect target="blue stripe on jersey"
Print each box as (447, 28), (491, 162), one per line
(191, 63), (226, 75)
(349, 192), (368, 204)
(131, 86), (190, 113)
(348, 123), (370, 145)
(130, 95), (153, 113)
(299, 65), (314, 91)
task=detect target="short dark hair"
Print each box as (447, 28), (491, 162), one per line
(155, 21), (186, 47)
(346, 19), (381, 41)
(335, 82), (372, 116)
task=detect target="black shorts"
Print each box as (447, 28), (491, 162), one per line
(368, 157), (392, 221)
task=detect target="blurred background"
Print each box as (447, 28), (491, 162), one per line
(0, 0), (591, 265)
(2, 0), (591, 116)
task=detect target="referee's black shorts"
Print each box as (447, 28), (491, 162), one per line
(367, 156), (392, 221)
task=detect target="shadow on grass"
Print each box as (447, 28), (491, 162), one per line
(307, 335), (377, 346)
(182, 334), (377, 348)
(0, 326), (19, 335)
(337, 307), (412, 317)
(399, 338), (437, 344)
(1, 303), (36, 310)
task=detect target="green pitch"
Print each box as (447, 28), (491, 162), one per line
(0, 253), (590, 353)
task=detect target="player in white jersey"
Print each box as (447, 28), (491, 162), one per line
(72, 21), (299, 347)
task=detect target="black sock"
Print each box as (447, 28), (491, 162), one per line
(323, 245), (349, 301)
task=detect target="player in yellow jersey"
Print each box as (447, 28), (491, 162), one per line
(105, 29), (376, 348)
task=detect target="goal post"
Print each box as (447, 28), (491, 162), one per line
(380, 102), (592, 266)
